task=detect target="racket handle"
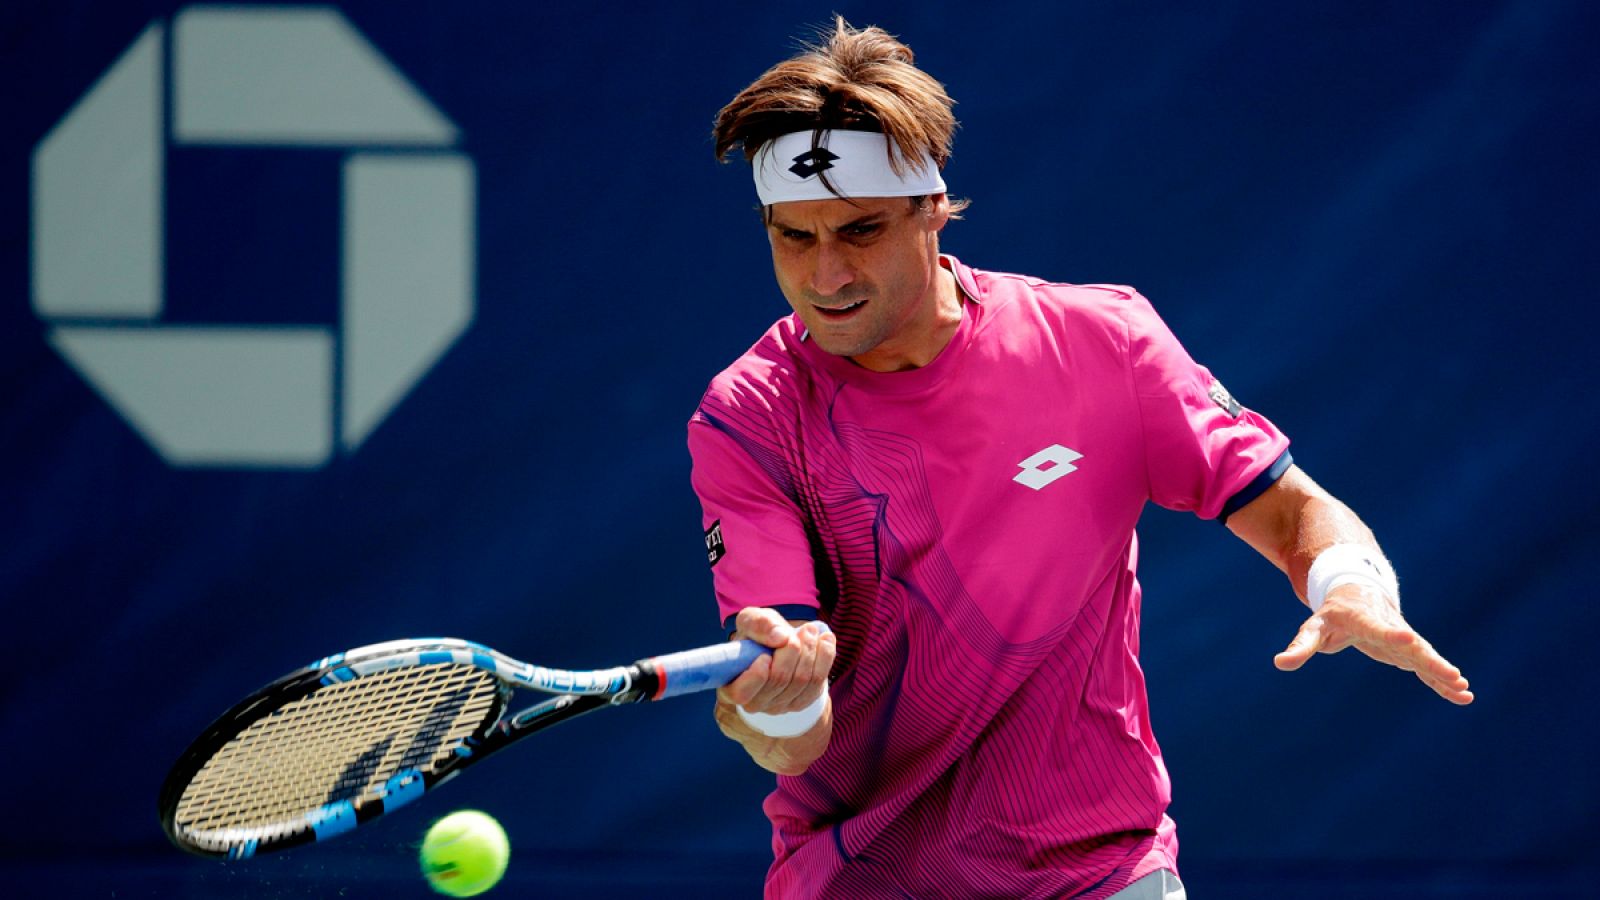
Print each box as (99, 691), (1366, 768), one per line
(643, 623), (832, 700)
(644, 640), (770, 699)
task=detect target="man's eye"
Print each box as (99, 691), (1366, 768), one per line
(845, 224), (879, 238)
(781, 229), (811, 241)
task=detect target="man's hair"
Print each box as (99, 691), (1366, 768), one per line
(714, 17), (968, 213)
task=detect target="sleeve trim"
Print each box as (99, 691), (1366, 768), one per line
(723, 604), (821, 638)
(1217, 449), (1293, 525)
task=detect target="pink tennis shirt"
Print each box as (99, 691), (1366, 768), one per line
(688, 255), (1290, 899)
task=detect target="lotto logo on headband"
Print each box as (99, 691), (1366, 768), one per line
(754, 130), (946, 205)
(789, 148), (840, 178)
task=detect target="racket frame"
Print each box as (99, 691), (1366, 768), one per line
(158, 636), (762, 859)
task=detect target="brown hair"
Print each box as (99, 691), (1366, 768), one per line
(714, 17), (968, 213)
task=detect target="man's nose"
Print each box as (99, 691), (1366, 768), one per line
(809, 241), (854, 296)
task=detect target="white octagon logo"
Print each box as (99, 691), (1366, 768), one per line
(31, 6), (475, 468)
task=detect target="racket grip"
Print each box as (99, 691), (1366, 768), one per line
(646, 640), (771, 699)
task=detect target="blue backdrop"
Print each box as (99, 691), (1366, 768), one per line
(2, 2), (1595, 897)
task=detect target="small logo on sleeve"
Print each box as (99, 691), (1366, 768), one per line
(704, 520), (726, 567)
(1208, 379), (1243, 418)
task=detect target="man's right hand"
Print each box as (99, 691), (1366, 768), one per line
(714, 607), (836, 775)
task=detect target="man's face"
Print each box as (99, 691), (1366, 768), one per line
(765, 194), (951, 372)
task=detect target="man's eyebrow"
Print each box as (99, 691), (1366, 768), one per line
(833, 212), (888, 232)
(767, 212), (889, 233)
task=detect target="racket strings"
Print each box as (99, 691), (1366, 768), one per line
(173, 664), (500, 846)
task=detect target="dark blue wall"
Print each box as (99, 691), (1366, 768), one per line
(3, 2), (1595, 896)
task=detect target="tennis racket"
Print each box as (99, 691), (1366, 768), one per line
(158, 635), (769, 859)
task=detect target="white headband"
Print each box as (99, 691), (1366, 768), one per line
(753, 130), (946, 205)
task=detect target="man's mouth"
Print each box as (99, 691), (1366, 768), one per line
(814, 298), (867, 319)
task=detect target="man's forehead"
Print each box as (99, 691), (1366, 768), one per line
(766, 196), (907, 227)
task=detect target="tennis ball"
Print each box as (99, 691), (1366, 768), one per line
(419, 810), (510, 897)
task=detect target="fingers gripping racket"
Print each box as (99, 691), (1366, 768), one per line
(158, 637), (768, 859)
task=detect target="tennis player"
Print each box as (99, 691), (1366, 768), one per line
(690, 18), (1473, 900)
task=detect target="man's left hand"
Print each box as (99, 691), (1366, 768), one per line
(1274, 583), (1474, 705)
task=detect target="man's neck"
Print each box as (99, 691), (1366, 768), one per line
(851, 263), (963, 373)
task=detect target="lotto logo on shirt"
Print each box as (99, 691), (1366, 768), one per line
(705, 520), (727, 566)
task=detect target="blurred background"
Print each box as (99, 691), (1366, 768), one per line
(3, 1), (1596, 896)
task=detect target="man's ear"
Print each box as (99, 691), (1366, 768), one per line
(924, 192), (951, 231)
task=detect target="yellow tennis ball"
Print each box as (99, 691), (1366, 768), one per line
(419, 810), (510, 897)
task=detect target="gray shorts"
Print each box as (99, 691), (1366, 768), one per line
(1107, 869), (1186, 900)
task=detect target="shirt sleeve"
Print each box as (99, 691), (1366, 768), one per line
(1127, 292), (1292, 521)
(687, 414), (820, 632)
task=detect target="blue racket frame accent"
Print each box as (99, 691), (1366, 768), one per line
(159, 633), (788, 860)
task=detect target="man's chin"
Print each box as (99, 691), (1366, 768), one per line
(807, 332), (875, 359)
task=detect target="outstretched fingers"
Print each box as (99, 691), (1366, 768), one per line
(1278, 599), (1475, 705)
(1383, 629), (1474, 705)
(1274, 614), (1328, 671)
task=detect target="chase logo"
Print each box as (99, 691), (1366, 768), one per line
(30, 6), (475, 468)
(788, 148), (840, 179)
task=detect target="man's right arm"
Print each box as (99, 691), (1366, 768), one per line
(714, 607), (836, 776)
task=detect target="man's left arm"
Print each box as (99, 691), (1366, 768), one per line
(1225, 464), (1475, 705)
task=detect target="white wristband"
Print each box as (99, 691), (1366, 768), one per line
(1305, 543), (1399, 612)
(737, 683), (828, 738)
